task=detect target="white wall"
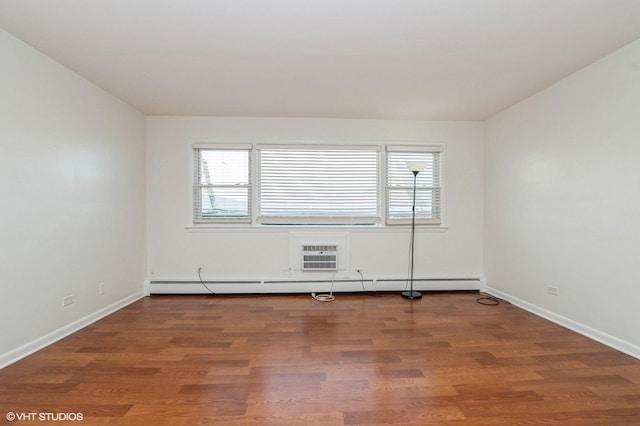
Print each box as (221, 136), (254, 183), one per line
(0, 29), (147, 365)
(147, 117), (484, 293)
(485, 39), (640, 356)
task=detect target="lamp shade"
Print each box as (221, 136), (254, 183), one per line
(406, 161), (427, 173)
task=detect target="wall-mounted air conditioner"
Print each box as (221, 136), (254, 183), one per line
(301, 245), (338, 271)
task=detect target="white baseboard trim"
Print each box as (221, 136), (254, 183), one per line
(487, 286), (640, 361)
(0, 290), (146, 370)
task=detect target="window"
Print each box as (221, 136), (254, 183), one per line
(386, 146), (442, 225)
(193, 146), (251, 223)
(257, 145), (380, 224)
(192, 143), (443, 226)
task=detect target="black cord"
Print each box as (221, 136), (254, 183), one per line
(476, 294), (500, 306)
(197, 267), (216, 295)
(358, 270), (367, 293)
(358, 270), (382, 296)
(404, 230), (413, 291)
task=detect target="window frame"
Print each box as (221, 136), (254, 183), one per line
(385, 145), (443, 226)
(192, 144), (252, 224)
(190, 142), (444, 227)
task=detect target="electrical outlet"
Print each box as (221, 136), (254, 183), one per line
(356, 268), (364, 274)
(99, 283), (105, 296)
(63, 295), (75, 307)
(197, 264), (205, 273)
(547, 285), (559, 296)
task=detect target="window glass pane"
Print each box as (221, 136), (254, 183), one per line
(386, 150), (441, 223)
(199, 150), (249, 185)
(194, 148), (250, 222)
(196, 186), (249, 219)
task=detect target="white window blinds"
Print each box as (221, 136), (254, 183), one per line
(386, 146), (442, 225)
(193, 147), (251, 223)
(257, 146), (380, 224)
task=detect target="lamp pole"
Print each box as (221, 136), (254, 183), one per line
(402, 164), (423, 300)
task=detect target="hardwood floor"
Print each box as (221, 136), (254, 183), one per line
(1, 293), (640, 425)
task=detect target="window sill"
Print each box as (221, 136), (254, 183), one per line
(185, 224), (449, 233)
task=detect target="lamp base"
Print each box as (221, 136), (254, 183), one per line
(401, 291), (422, 300)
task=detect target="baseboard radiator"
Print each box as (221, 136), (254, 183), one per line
(148, 277), (482, 295)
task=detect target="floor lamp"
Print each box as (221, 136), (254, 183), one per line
(402, 161), (426, 300)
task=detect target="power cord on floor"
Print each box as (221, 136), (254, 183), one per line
(311, 292), (335, 302)
(311, 272), (336, 302)
(476, 293), (500, 306)
(198, 267), (216, 295)
(311, 270), (381, 302)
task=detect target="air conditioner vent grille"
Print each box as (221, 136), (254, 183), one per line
(302, 245), (337, 271)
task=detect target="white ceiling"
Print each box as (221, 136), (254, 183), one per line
(1, 0), (640, 120)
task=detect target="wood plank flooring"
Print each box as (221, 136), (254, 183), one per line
(1, 293), (640, 425)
